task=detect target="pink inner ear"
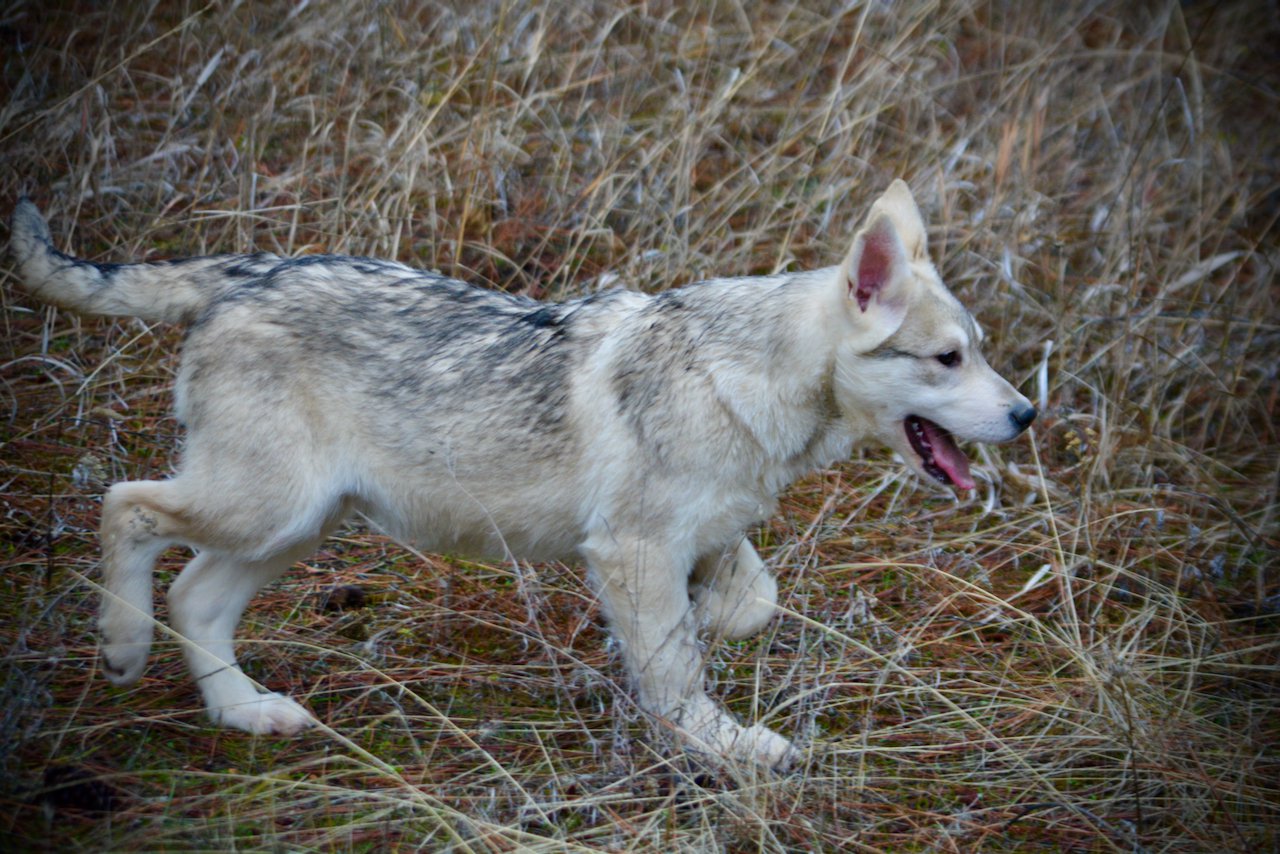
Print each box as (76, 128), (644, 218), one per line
(853, 229), (896, 312)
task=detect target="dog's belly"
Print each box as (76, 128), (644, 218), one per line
(408, 519), (584, 564)
(357, 477), (588, 564)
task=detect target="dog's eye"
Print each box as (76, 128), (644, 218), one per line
(935, 351), (960, 367)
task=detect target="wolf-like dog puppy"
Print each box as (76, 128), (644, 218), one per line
(11, 181), (1035, 768)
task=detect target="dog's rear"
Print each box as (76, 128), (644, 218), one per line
(11, 202), (334, 732)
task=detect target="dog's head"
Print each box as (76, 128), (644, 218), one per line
(833, 180), (1036, 490)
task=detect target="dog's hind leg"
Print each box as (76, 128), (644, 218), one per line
(97, 481), (191, 685)
(167, 544), (321, 735)
(690, 539), (778, 641)
(98, 457), (344, 734)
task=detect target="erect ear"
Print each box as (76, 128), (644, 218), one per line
(848, 211), (910, 310)
(869, 178), (928, 260)
(843, 212), (911, 349)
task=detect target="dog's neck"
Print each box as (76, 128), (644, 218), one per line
(689, 267), (856, 485)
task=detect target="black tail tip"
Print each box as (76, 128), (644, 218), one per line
(11, 196), (51, 246)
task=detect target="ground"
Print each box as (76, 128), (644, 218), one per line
(1, 1), (1277, 851)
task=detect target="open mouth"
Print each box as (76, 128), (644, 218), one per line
(904, 415), (975, 490)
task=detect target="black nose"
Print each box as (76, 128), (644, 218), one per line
(1009, 404), (1038, 431)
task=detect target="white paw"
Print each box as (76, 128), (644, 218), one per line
(692, 586), (778, 641)
(674, 701), (796, 769)
(210, 692), (316, 736)
(100, 641), (149, 687)
(691, 541), (778, 640)
(735, 723), (797, 770)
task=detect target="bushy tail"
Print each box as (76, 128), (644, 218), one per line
(10, 199), (280, 324)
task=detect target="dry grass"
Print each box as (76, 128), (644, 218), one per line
(2, 0), (1277, 850)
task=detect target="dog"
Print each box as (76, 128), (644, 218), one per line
(10, 180), (1035, 768)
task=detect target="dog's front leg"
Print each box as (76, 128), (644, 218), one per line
(582, 532), (793, 769)
(690, 538), (778, 640)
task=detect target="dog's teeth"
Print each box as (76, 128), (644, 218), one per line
(923, 461), (950, 485)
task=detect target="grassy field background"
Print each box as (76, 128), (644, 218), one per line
(2, 0), (1277, 850)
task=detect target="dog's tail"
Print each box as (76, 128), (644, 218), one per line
(10, 198), (280, 324)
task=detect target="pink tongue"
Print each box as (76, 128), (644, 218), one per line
(922, 419), (975, 490)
